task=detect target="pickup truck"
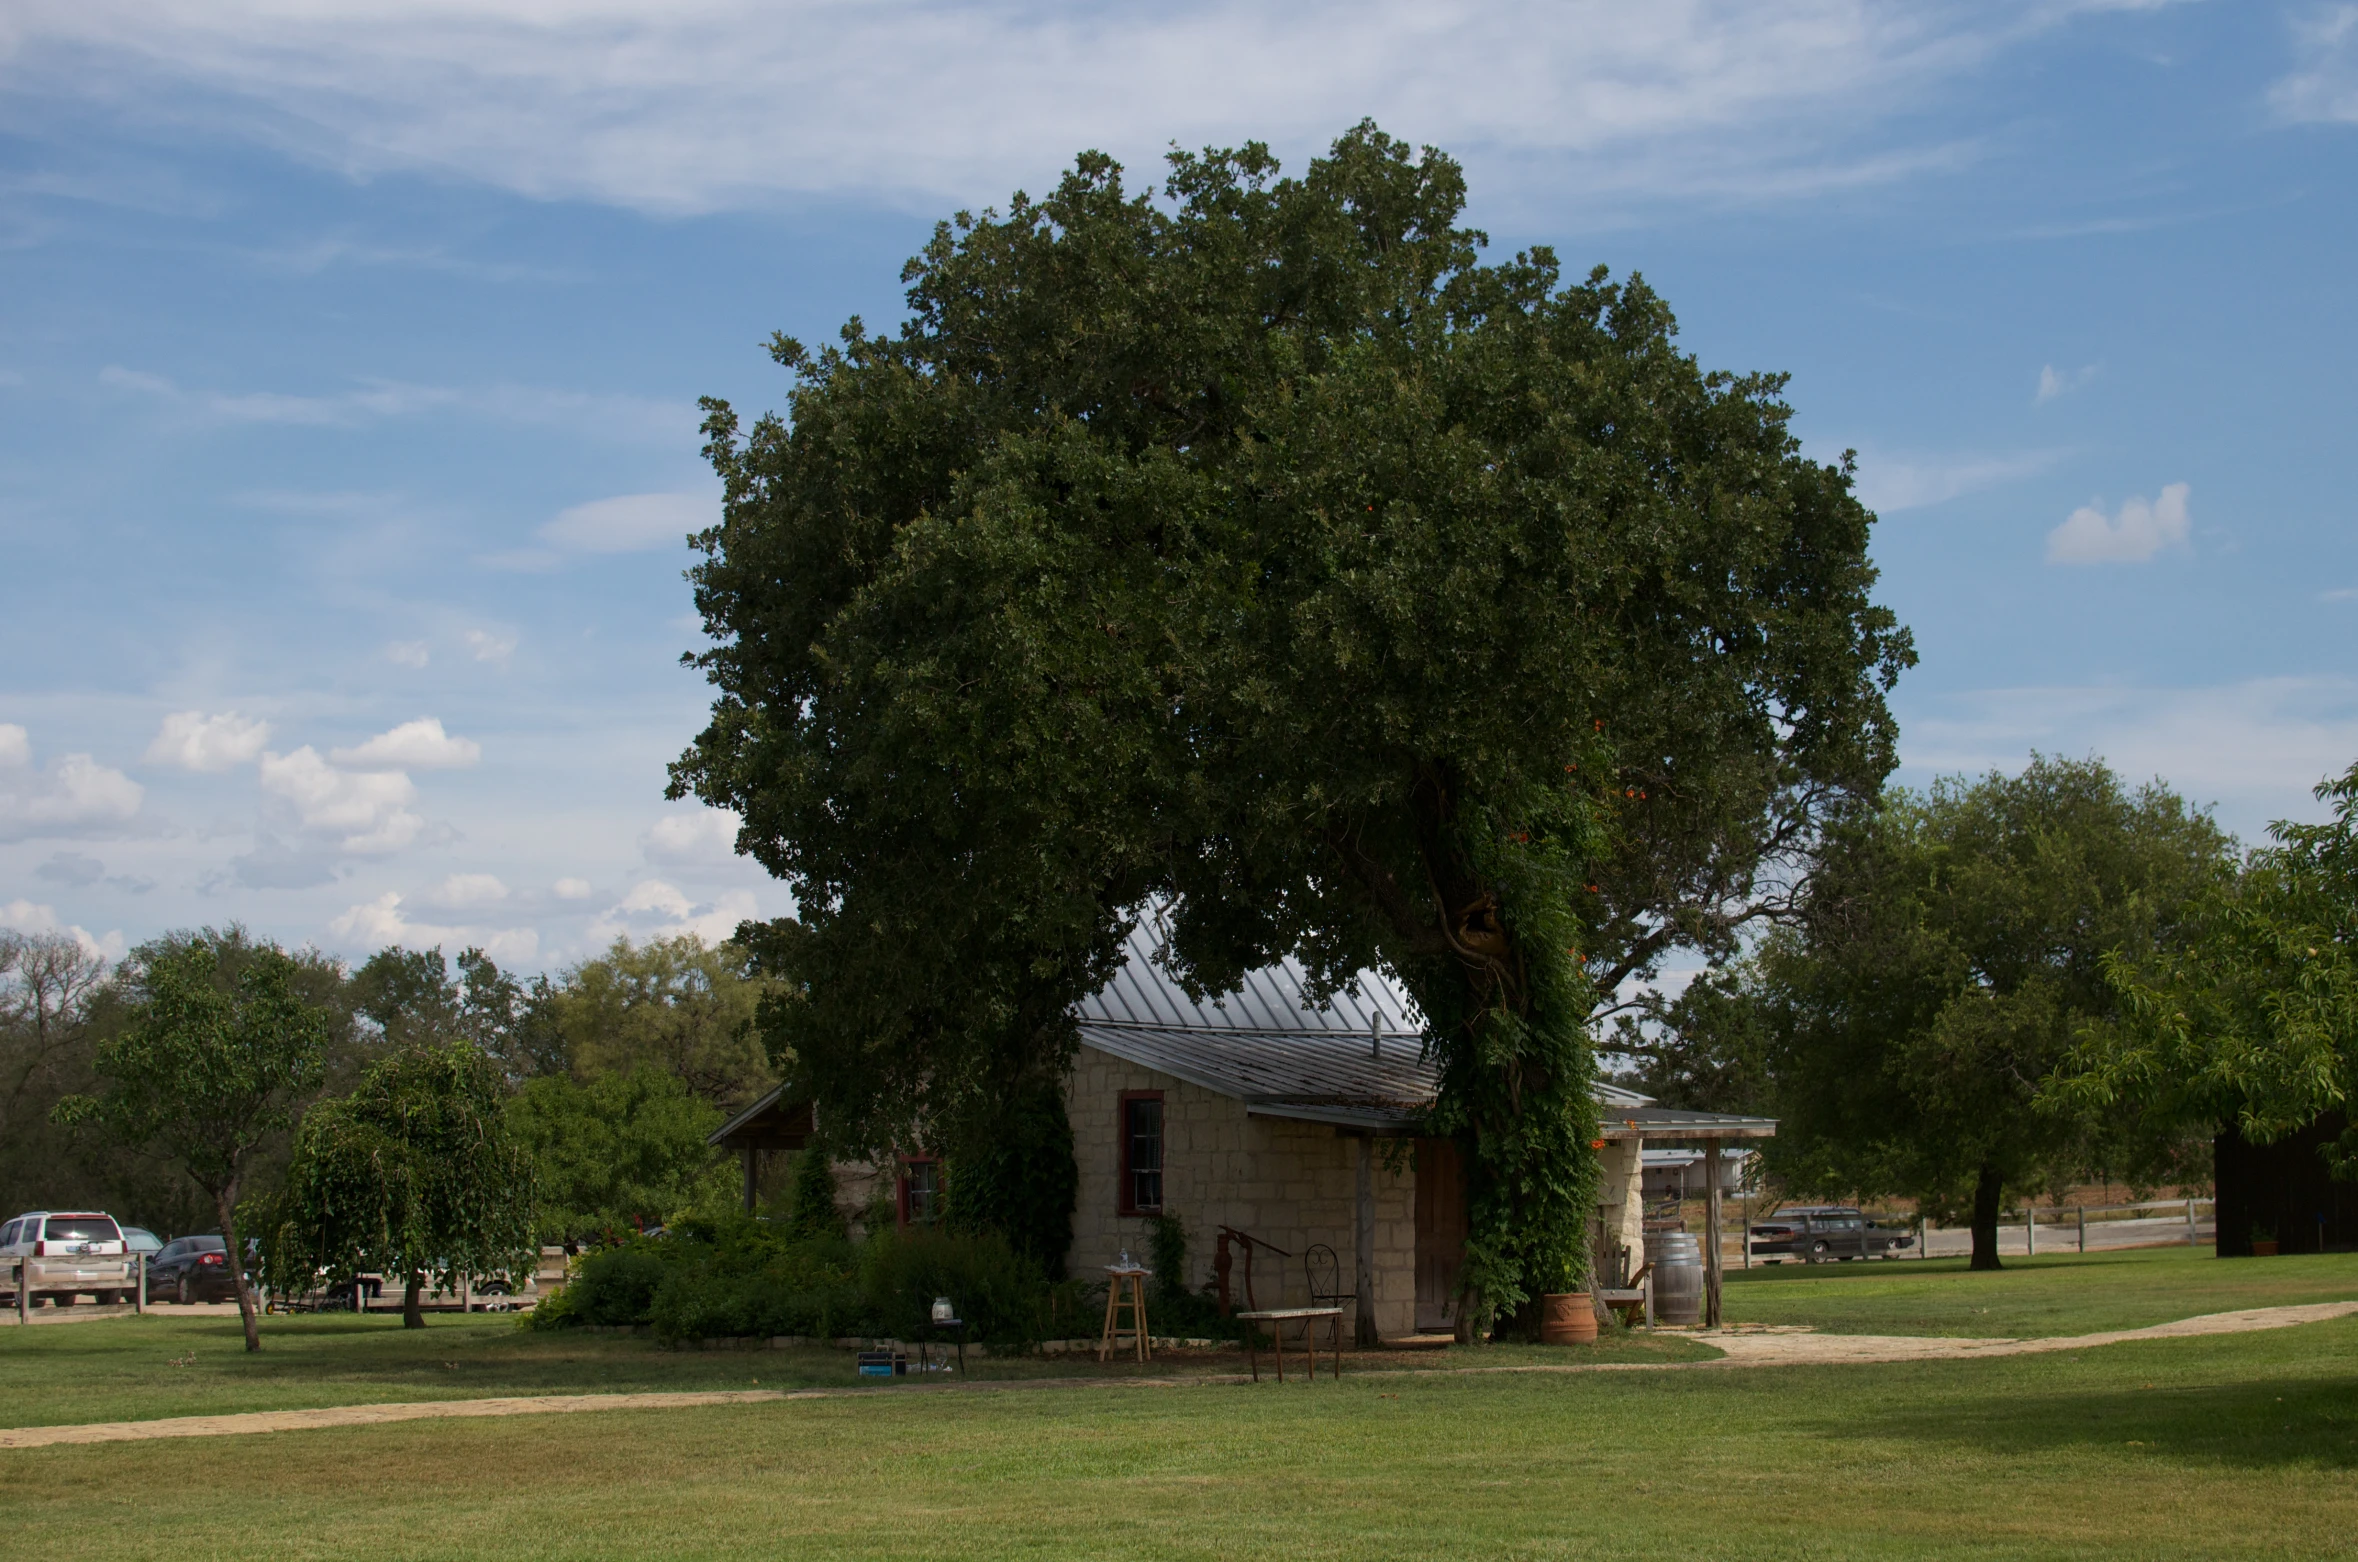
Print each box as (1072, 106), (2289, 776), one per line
(1747, 1206), (1916, 1262)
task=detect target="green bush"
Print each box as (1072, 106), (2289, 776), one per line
(859, 1225), (1050, 1348)
(532, 1213), (1069, 1348)
(560, 1243), (674, 1327)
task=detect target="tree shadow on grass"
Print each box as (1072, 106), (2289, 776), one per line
(1846, 1369), (2358, 1472)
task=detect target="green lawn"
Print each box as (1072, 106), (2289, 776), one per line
(4, 1252), (2356, 1559)
(0, 1311), (1713, 1429)
(1721, 1244), (2358, 1337)
(2, 1318), (2353, 1559)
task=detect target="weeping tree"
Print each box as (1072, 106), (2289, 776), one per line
(271, 1043), (536, 1327)
(55, 930), (330, 1353)
(674, 124), (1910, 1331)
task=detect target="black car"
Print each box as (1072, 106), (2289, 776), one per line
(1748, 1206), (1916, 1263)
(149, 1235), (242, 1303)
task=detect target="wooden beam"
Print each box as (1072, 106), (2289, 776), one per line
(1700, 1135), (1724, 1328)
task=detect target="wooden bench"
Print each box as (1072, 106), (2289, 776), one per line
(1234, 1306), (1343, 1382)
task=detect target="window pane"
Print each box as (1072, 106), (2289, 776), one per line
(1127, 1098), (1163, 1212)
(41, 1217), (121, 1243)
(908, 1161), (940, 1226)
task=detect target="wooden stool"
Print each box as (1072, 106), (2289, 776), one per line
(1099, 1266), (1151, 1362)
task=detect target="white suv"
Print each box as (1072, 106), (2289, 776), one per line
(1, 1211), (138, 1306)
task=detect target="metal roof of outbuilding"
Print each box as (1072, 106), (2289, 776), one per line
(715, 918), (1776, 1143)
(1073, 921), (1751, 1135)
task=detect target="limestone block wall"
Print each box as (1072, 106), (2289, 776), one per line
(1595, 1137), (1645, 1281)
(1066, 1044), (1419, 1339)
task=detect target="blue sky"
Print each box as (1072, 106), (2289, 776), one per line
(2, 1), (2354, 970)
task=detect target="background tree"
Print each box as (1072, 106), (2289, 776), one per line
(55, 928), (330, 1350)
(271, 1043), (537, 1328)
(2062, 759), (2358, 1171)
(507, 1065), (728, 1243)
(1758, 756), (2233, 1268)
(547, 936), (774, 1111)
(675, 125), (1910, 1327)
(351, 944), (563, 1084)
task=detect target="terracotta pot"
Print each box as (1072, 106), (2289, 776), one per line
(1540, 1292), (1598, 1345)
(2251, 1239), (2279, 1257)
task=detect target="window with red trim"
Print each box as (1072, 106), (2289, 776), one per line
(896, 1156), (941, 1228)
(1118, 1092), (1164, 1214)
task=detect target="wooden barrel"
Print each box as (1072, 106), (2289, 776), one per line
(1650, 1233), (1704, 1325)
(1539, 1292), (1597, 1345)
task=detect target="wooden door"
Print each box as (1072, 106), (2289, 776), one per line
(1414, 1138), (1466, 1333)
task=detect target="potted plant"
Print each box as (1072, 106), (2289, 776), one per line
(2250, 1224), (2279, 1258)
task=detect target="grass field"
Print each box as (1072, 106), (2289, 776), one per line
(0, 1310), (1715, 1429)
(1722, 1244), (2358, 1337)
(2, 1249), (2353, 1559)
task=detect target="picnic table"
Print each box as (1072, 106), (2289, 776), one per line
(1234, 1306), (1343, 1382)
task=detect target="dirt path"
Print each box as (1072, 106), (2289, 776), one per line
(6, 1300), (2352, 1450)
(1686, 1299), (2358, 1366)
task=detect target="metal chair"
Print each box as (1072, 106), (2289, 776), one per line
(1305, 1243), (1354, 1352)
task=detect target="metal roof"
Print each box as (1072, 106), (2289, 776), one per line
(1073, 921), (1744, 1134)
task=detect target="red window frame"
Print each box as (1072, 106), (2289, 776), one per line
(1117, 1090), (1165, 1216)
(896, 1155), (941, 1229)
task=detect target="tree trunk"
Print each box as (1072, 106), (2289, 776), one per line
(213, 1182), (261, 1353)
(1970, 1163), (2004, 1272)
(402, 1271), (426, 1329)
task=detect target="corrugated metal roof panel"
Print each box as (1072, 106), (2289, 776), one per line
(1072, 921), (1696, 1127)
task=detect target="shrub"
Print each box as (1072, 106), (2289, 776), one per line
(860, 1225), (1050, 1348)
(560, 1243), (673, 1327)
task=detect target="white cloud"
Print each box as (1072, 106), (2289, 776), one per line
(417, 872), (509, 909)
(1899, 676), (2358, 839)
(2, 3), (2134, 218)
(386, 640), (431, 668)
(464, 628), (518, 664)
(330, 717), (482, 770)
(256, 746), (423, 853)
(639, 807), (742, 866)
(1851, 448), (2059, 513)
(0, 899), (126, 963)
(98, 364), (687, 440)
(2270, 6), (2358, 124)
(552, 877), (593, 900)
(2034, 362), (2098, 403)
(541, 490), (716, 553)
(143, 709), (272, 771)
(330, 890), (538, 963)
(0, 727), (145, 842)
(2046, 482), (2191, 564)
(589, 879), (758, 947)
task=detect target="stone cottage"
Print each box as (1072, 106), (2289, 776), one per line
(712, 921), (1777, 1340)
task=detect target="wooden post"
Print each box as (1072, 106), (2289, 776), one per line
(742, 1147), (759, 1214)
(2185, 1196), (2197, 1246)
(135, 1253), (146, 1314)
(1354, 1135), (1378, 1348)
(17, 1256), (27, 1323)
(2077, 1206), (2086, 1253)
(2026, 1206), (2037, 1257)
(1702, 1140), (1724, 1328)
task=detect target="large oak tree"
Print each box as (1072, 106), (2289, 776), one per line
(674, 125), (1910, 1325)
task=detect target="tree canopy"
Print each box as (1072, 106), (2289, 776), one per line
(545, 935), (773, 1111)
(1744, 757), (2234, 1266)
(673, 123), (1911, 1325)
(55, 928), (331, 1350)
(507, 1065), (728, 1244)
(2063, 759), (2358, 1169)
